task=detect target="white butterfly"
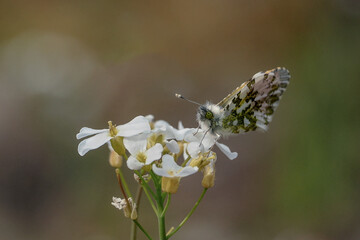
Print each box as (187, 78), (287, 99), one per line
(177, 67), (290, 138)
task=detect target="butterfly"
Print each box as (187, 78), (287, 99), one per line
(176, 67), (290, 138)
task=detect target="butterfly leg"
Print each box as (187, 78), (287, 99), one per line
(199, 128), (211, 147)
(193, 125), (201, 136)
(206, 135), (220, 158)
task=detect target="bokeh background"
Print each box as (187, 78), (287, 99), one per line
(1, 1), (359, 240)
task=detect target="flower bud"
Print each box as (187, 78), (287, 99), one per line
(161, 177), (180, 194)
(147, 133), (164, 148)
(131, 205), (138, 220)
(109, 150), (123, 168)
(123, 205), (131, 218)
(201, 163), (215, 189)
(110, 136), (126, 156)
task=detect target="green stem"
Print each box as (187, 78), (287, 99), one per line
(181, 156), (192, 167)
(155, 187), (166, 240)
(115, 169), (132, 211)
(133, 220), (153, 240)
(149, 170), (161, 190)
(161, 193), (171, 218)
(117, 167), (132, 198)
(167, 188), (208, 239)
(135, 171), (156, 198)
(130, 185), (143, 240)
(151, 171), (167, 240)
(141, 183), (158, 214)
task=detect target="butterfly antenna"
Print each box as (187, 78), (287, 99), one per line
(175, 93), (202, 106)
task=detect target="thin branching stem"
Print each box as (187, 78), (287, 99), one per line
(130, 185), (143, 240)
(135, 171), (156, 198)
(115, 169), (131, 210)
(134, 171), (158, 214)
(161, 193), (171, 218)
(133, 220), (153, 240)
(167, 188), (208, 239)
(117, 167), (132, 198)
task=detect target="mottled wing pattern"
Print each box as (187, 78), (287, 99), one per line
(219, 67), (290, 134)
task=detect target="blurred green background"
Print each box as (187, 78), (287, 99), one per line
(0, 1), (359, 240)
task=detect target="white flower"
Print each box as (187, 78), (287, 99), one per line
(153, 154), (198, 178)
(184, 130), (238, 160)
(165, 139), (180, 154)
(152, 120), (193, 141)
(123, 135), (163, 170)
(76, 116), (151, 156)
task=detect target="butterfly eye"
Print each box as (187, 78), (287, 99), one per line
(205, 111), (214, 120)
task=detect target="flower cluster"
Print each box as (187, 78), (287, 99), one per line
(76, 115), (238, 193)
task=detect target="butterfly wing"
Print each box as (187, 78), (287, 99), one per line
(219, 67), (290, 134)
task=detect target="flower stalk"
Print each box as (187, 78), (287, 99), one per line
(167, 188), (208, 239)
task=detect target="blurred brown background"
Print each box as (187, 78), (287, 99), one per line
(0, 1), (359, 240)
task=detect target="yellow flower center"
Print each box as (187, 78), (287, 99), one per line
(167, 170), (175, 177)
(108, 121), (118, 137)
(136, 152), (147, 163)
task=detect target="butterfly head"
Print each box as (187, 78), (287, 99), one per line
(198, 105), (214, 120)
(197, 103), (224, 134)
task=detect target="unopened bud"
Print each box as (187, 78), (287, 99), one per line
(109, 150), (123, 168)
(110, 136), (126, 156)
(147, 133), (164, 148)
(131, 205), (138, 220)
(123, 205), (131, 218)
(201, 163), (215, 188)
(162, 177), (180, 194)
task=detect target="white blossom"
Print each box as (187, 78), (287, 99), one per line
(76, 116), (151, 156)
(123, 134), (163, 170)
(165, 139), (180, 154)
(184, 129), (238, 160)
(153, 154), (198, 178)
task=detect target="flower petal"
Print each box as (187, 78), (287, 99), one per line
(178, 121), (184, 130)
(187, 142), (204, 158)
(116, 116), (151, 137)
(183, 129), (199, 142)
(127, 155), (144, 170)
(165, 140), (180, 154)
(76, 127), (107, 139)
(145, 115), (154, 122)
(154, 120), (171, 129)
(152, 155), (176, 177)
(123, 135), (147, 156)
(152, 164), (170, 177)
(145, 143), (163, 164)
(201, 134), (217, 151)
(153, 155), (198, 178)
(174, 128), (193, 141)
(161, 154), (182, 172)
(77, 132), (112, 156)
(177, 166), (198, 177)
(183, 143), (189, 161)
(215, 142), (238, 160)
